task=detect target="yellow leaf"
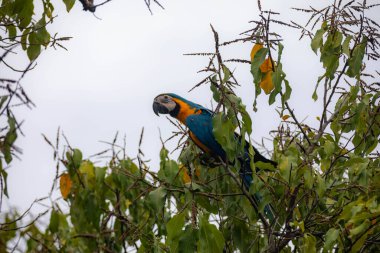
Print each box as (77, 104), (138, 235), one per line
(182, 169), (191, 184)
(282, 115), (290, 121)
(260, 58), (273, 73)
(181, 166), (200, 184)
(259, 71), (274, 94)
(79, 161), (95, 179)
(250, 43), (263, 61)
(60, 173), (72, 200)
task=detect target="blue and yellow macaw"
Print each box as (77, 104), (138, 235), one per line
(153, 93), (276, 219)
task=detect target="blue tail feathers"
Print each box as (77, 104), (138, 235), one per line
(239, 146), (276, 222)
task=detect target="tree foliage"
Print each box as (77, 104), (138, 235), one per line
(0, 0), (75, 208)
(1, 0), (380, 252)
(0, 0), (159, 214)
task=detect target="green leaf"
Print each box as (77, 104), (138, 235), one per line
(311, 28), (326, 54)
(158, 159), (179, 184)
(323, 228), (339, 252)
(303, 167), (313, 189)
(0, 96), (8, 110)
(166, 212), (186, 252)
(34, 18), (51, 47)
(198, 215), (225, 253)
(27, 33), (41, 61)
(196, 195), (219, 214)
(312, 75), (327, 102)
(178, 226), (198, 253)
(48, 210), (59, 233)
(302, 233), (316, 253)
(221, 65), (231, 84)
(160, 147), (169, 160)
(0, 165), (9, 197)
(79, 161), (95, 178)
(72, 148), (82, 168)
(346, 37), (367, 78)
(225, 93), (252, 134)
(283, 79), (292, 103)
(316, 174), (326, 197)
(322, 54), (339, 79)
(158, 147), (180, 184)
(14, 0), (34, 28)
(332, 31), (343, 48)
(324, 140), (335, 156)
(255, 161), (276, 171)
(4, 116), (18, 164)
(70, 189), (102, 235)
(63, 0), (76, 12)
(277, 42), (284, 63)
(95, 166), (106, 184)
(212, 113), (237, 161)
(342, 35), (352, 56)
(351, 232), (369, 253)
(270, 43), (285, 105)
(269, 63), (283, 105)
(21, 28), (30, 51)
(250, 48), (268, 83)
(319, 31), (343, 79)
(7, 25), (17, 40)
(79, 161), (96, 188)
(350, 219), (370, 238)
(147, 187), (166, 212)
(272, 63), (283, 91)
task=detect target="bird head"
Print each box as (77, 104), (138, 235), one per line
(153, 93), (178, 116)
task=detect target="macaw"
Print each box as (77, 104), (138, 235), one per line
(153, 93), (276, 219)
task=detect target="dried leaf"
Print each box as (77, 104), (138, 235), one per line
(250, 43), (263, 61)
(260, 58), (273, 73)
(182, 166), (200, 184)
(282, 115), (290, 120)
(60, 173), (72, 199)
(182, 169), (191, 184)
(260, 71), (274, 94)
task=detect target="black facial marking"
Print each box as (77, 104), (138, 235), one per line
(169, 102), (180, 117)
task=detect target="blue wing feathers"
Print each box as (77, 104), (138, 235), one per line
(185, 110), (226, 158)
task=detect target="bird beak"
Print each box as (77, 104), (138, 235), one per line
(153, 101), (169, 116)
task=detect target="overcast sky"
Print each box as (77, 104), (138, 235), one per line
(3, 0), (377, 214)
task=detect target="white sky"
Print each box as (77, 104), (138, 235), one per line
(3, 0), (378, 214)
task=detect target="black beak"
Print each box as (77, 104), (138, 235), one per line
(153, 101), (169, 116)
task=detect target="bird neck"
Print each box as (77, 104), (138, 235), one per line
(170, 98), (201, 124)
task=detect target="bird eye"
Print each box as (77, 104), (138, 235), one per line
(164, 95), (168, 99)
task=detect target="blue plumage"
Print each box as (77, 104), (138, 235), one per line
(154, 93), (276, 221)
(186, 110), (226, 158)
(184, 107), (274, 221)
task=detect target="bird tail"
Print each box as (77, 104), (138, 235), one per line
(240, 158), (276, 223)
(234, 134), (277, 222)
(242, 175), (275, 223)
(254, 192), (275, 222)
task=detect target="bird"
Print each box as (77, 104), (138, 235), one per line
(153, 93), (276, 220)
